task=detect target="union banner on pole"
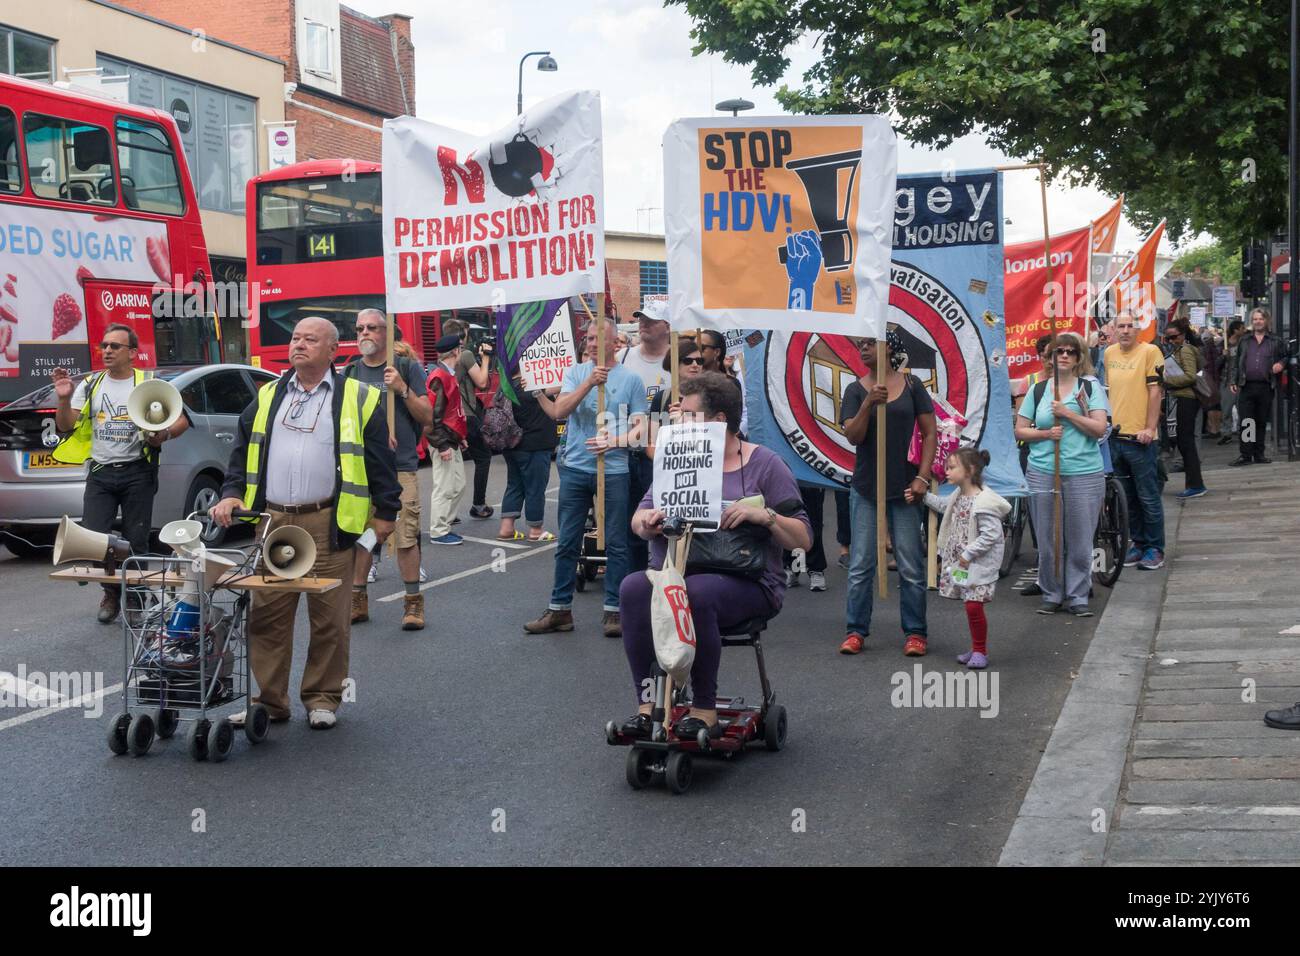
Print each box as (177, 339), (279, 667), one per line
(381, 91), (605, 312)
(1112, 220), (1167, 342)
(1003, 224), (1092, 380)
(663, 115), (897, 338)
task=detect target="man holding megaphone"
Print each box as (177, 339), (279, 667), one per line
(210, 317), (400, 731)
(51, 323), (190, 624)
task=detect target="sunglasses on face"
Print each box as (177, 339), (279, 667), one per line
(681, 356), (704, 366)
(100, 342), (128, 351)
(1054, 347), (1080, 356)
(355, 323), (383, 333)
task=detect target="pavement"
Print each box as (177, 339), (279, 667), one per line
(1001, 433), (1300, 866)
(0, 455), (1113, 866)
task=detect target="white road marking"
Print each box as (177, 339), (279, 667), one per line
(0, 671), (67, 707)
(1135, 805), (1300, 816)
(457, 535), (528, 550)
(0, 682), (124, 733)
(378, 542), (558, 602)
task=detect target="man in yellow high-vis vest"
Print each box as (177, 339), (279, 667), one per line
(51, 323), (190, 624)
(211, 317), (400, 730)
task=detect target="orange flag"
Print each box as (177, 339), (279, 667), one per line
(1113, 220), (1166, 342)
(1091, 194), (1124, 255)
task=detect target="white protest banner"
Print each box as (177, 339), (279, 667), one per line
(518, 302), (576, 391)
(724, 329), (748, 356)
(1188, 305), (1208, 327)
(1211, 285), (1235, 318)
(382, 91), (604, 312)
(653, 422), (726, 529)
(663, 115), (896, 338)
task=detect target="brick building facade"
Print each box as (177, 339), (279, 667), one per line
(115, 0), (414, 162)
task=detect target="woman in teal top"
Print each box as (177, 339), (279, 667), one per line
(1014, 332), (1110, 616)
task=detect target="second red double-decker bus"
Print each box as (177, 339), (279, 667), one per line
(246, 159), (496, 372)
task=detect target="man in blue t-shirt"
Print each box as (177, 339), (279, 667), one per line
(526, 317), (647, 638)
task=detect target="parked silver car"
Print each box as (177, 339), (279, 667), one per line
(0, 364), (278, 556)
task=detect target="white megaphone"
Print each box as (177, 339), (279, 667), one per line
(126, 379), (183, 436)
(52, 515), (131, 572)
(261, 524), (316, 580)
(159, 519), (234, 589)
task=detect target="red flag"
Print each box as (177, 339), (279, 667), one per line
(1003, 224), (1092, 380)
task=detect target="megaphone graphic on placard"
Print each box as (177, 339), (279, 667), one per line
(53, 515), (131, 572)
(127, 379), (183, 435)
(776, 149), (863, 273)
(261, 525), (316, 580)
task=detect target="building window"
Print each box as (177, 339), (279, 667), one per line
(639, 260), (668, 299)
(97, 55), (256, 215)
(0, 25), (55, 83)
(303, 21), (333, 78)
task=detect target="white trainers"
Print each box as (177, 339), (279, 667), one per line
(308, 709), (336, 730)
(785, 569), (799, 588)
(419, 566), (428, 583)
(808, 571), (827, 592)
(366, 564), (378, 584)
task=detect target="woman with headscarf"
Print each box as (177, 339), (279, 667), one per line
(838, 329), (937, 657)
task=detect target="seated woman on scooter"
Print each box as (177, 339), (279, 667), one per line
(619, 372), (812, 740)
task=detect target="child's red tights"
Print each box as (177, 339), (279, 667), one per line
(964, 600), (987, 654)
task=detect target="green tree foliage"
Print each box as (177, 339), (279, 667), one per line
(1172, 238), (1241, 279)
(672, 0), (1285, 244)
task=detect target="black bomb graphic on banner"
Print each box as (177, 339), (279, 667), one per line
(487, 132), (556, 199)
(761, 262), (991, 486)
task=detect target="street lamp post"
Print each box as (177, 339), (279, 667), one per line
(715, 97), (755, 117)
(518, 51), (558, 116)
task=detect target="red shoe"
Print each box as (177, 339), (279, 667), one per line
(903, 635), (928, 657)
(839, 633), (865, 655)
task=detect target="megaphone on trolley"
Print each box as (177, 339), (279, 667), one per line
(159, 519), (234, 589)
(126, 379), (183, 436)
(261, 524), (316, 580)
(52, 515), (131, 573)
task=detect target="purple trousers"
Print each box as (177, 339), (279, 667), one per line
(619, 571), (773, 710)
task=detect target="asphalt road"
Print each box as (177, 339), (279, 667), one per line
(0, 461), (1108, 865)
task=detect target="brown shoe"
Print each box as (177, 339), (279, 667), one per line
(602, 611), (622, 638)
(524, 608), (574, 633)
(402, 593), (425, 631)
(351, 589), (369, 624)
(97, 591), (120, 625)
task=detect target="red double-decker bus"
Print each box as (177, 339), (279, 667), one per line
(0, 73), (220, 406)
(245, 159), (495, 372)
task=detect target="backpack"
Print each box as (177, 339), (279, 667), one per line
(480, 389), (523, 452)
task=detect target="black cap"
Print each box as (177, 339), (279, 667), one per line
(435, 334), (461, 354)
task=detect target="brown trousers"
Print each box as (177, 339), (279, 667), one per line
(248, 507), (355, 718)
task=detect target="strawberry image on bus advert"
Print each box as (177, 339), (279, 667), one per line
(52, 293), (82, 339)
(146, 236), (170, 284)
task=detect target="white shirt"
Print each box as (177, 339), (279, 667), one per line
(264, 372), (337, 506)
(619, 344), (671, 406)
(71, 372), (144, 465)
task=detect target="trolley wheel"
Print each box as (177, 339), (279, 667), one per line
(574, 564), (587, 592)
(157, 708), (180, 740)
(625, 748), (654, 790)
(763, 704), (788, 752)
(127, 712), (155, 756)
(208, 718), (234, 763)
(106, 712), (131, 756)
(244, 704), (270, 744)
(665, 750), (693, 795)
(187, 718), (211, 762)
(604, 720), (619, 745)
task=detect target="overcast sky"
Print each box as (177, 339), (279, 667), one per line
(350, 0), (1182, 258)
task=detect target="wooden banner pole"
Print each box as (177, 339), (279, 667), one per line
(577, 297), (606, 550)
(1036, 163), (1063, 583)
(385, 313), (397, 436)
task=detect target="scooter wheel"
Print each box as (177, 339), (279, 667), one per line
(127, 712), (155, 756)
(157, 708), (180, 740)
(106, 712), (131, 756)
(604, 720), (619, 745)
(666, 750), (693, 795)
(187, 718), (211, 762)
(625, 748), (654, 790)
(763, 704), (788, 752)
(208, 718), (234, 763)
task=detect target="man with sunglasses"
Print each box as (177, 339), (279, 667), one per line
(341, 309), (433, 630)
(1103, 312), (1166, 571)
(52, 324), (190, 624)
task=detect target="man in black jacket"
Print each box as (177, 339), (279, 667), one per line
(1230, 307), (1285, 466)
(211, 317), (401, 729)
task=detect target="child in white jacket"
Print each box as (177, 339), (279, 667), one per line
(924, 447), (1011, 669)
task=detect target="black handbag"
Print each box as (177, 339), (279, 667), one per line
(684, 521), (770, 579)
